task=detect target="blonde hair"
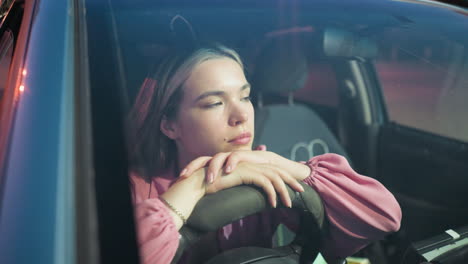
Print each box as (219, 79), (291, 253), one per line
(128, 44), (244, 179)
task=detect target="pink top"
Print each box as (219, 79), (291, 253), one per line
(130, 153), (402, 264)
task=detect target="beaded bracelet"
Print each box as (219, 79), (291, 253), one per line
(160, 197), (187, 225)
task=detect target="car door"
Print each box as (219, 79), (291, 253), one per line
(0, 0), (105, 263)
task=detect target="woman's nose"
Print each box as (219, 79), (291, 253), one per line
(228, 104), (249, 126)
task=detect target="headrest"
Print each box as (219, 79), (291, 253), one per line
(253, 36), (309, 95)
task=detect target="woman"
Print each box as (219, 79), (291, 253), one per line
(127, 43), (401, 264)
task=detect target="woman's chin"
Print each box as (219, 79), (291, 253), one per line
(226, 144), (252, 152)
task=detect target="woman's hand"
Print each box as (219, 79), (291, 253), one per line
(204, 162), (303, 208)
(180, 149), (273, 182)
(180, 149), (312, 184)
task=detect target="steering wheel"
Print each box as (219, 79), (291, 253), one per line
(171, 182), (326, 264)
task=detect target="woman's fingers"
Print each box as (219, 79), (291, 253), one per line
(205, 171), (242, 194)
(254, 144), (267, 151)
(248, 174), (277, 208)
(179, 156), (211, 178)
(274, 167), (305, 193)
(247, 164), (302, 208)
(206, 161), (303, 208)
(288, 179), (305, 193)
(224, 150), (271, 174)
(224, 152), (242, 173)
(206, 152), (231, 183)
(265, 171), (292, 208)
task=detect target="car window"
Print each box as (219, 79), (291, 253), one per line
(293, 61), (338, 107)
(374, 27), (468, 142)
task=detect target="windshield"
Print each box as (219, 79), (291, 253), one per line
(84, 0), (468, 263)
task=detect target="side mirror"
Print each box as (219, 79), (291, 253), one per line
(323, 27), (378, 59)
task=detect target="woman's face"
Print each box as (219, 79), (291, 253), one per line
(162, 57), (254, 164)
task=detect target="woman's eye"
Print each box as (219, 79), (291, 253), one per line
(204, 102), (223, 108)
(242, 96), (251, 102)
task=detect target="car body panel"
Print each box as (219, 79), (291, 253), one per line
(0, 0), (76, 263)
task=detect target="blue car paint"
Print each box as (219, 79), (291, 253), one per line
(0, 0), (76, 263)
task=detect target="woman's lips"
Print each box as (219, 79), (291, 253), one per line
(228, 132), (252, 145)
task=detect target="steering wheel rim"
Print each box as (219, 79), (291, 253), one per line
(171, 182), (326, 264)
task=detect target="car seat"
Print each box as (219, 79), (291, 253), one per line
(251, 33), (351, 249)
(252, 34), (350, 163)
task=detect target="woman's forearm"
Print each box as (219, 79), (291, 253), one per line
(160, 168), (207, 229)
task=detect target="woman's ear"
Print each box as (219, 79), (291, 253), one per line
(160, 116), (179, 139)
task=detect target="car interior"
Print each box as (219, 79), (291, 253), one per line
(115, 12), (355, 263)
(83, 1), (468, 263)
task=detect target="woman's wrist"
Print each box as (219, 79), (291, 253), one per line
(271, 153), (312, 180)
(160, 196), (188, 225)
(179, 168), (207, 199)
(162, 169), (207, 229)
(296, 162), (312, 180)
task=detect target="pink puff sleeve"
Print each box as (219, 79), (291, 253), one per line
(130, 174), (180, 264)
(301, 153), (402, 262)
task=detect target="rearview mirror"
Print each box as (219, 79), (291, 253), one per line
(323, 27), (378, 58)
